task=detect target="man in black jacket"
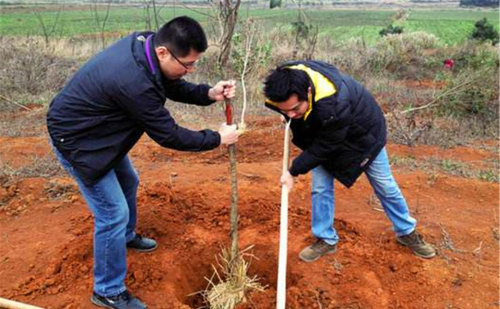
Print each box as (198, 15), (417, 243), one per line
(264, 61), (435, 263)
(47, 17), (239, 309)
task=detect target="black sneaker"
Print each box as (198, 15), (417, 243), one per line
(396, 230), (436, 259)
(91, 290), (147, 309)
(126, 234), (157, 252)
(299, 239), (337, 263)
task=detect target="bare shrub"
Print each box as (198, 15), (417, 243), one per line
(379, 49), (498, 147)
(377, 80), (436, 146)
(268, 30), (296, 65)
(420, 116), (498, 147)
(386, 111), (433, 147)
(326, 32), (442, 81)
(450, 40), (499, 71)
(0, 36), (79, 103)
(433, 69), (499, 137)
(369, 32), (442, 78)
(328, 37), (372, 80)
(386, 96), (498, 148)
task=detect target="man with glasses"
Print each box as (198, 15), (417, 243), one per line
(264, 60), (435, 263)
(47, 16), (239, 309)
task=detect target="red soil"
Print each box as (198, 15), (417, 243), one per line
(0, 116), (498, 309)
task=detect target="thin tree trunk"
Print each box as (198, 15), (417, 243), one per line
(216, 0), (242, 264)
(217, 0), (241, 71)
(229, 144), (238, 260)
(225, 100), (239, 262)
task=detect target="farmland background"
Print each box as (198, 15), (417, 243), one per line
(1, 6), (499, 45)
(1, 2), (498, 142)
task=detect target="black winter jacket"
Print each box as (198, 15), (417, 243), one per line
(265, 61), (386, 188)
(47, 32), (220, 186)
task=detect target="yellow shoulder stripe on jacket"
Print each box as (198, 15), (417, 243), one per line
(288, 64), (337, 102)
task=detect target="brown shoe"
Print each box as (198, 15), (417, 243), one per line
(396, 230), (436, 259)
(299, 239), (337, 263)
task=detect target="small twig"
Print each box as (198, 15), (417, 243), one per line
(415, 176), (421, 215)
(472, 241), (484, 270)
(315, 292), (323, 309)
(332, 258), (343, 271)
(239, 173), (261, 180)
(472, 241), (483, 256)
(492, 228), (499, 241)
(368, 193), (382, 211)
(178, 2), (216, 19)
(239, 19), (255, 129)
(0, 94), (32, 111)
(439, 224), (467, 253)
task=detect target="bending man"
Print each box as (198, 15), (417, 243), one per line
(263, 60), (435, 263)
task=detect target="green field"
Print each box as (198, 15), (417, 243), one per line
(1, 5), (498, 45)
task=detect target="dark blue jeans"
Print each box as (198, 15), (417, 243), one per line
(53, 147), (139, 297)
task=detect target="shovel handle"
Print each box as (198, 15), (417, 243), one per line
(0, 297), (46, 309)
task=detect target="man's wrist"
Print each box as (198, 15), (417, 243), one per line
(208, 87), (215, 100)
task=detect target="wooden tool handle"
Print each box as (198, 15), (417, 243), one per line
(225, 99), (233, 125)
(0, 297), (46, 309)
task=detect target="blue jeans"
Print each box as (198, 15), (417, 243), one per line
(53, 147), (139, 297)
(311, 147), (416, 245)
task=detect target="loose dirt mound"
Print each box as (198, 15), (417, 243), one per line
(0, 117), (498, 309)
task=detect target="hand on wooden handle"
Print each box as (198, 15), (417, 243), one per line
(280, 170), (294, 191)
(218, 123), (239, 145)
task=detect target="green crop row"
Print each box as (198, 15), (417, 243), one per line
(1, 6), (498, 45)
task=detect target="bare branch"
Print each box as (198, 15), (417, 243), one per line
(142, 0), (152, 31)
(90, 1), (112, 49)
(100, 2), (112, 49)
(33, 5), (62, 46)
(33, 12), (48, 44)
(0, 94), (32, 111)
(239, 20), (256, 127)
(151, 0), (159, 30)
(178, 2), (216, 19)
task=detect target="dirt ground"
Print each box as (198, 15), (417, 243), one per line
(0, 114), (498, 309)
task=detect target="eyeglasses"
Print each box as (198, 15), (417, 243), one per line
(167, 48), (198, 70)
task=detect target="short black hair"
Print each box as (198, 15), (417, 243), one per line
(263, 66), (310, 103)
(154, 16), (208, 57)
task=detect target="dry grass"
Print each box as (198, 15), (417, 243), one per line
(0, 31), (497, 147)
(200, 246), (265, 309)
(0, 106), (48, 137)
(389, 154), (499, 183)
(0, 154), (65, 179)
(0, 36), (80, 108)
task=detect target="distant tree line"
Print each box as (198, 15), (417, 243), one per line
(460, 0), (499, 7)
